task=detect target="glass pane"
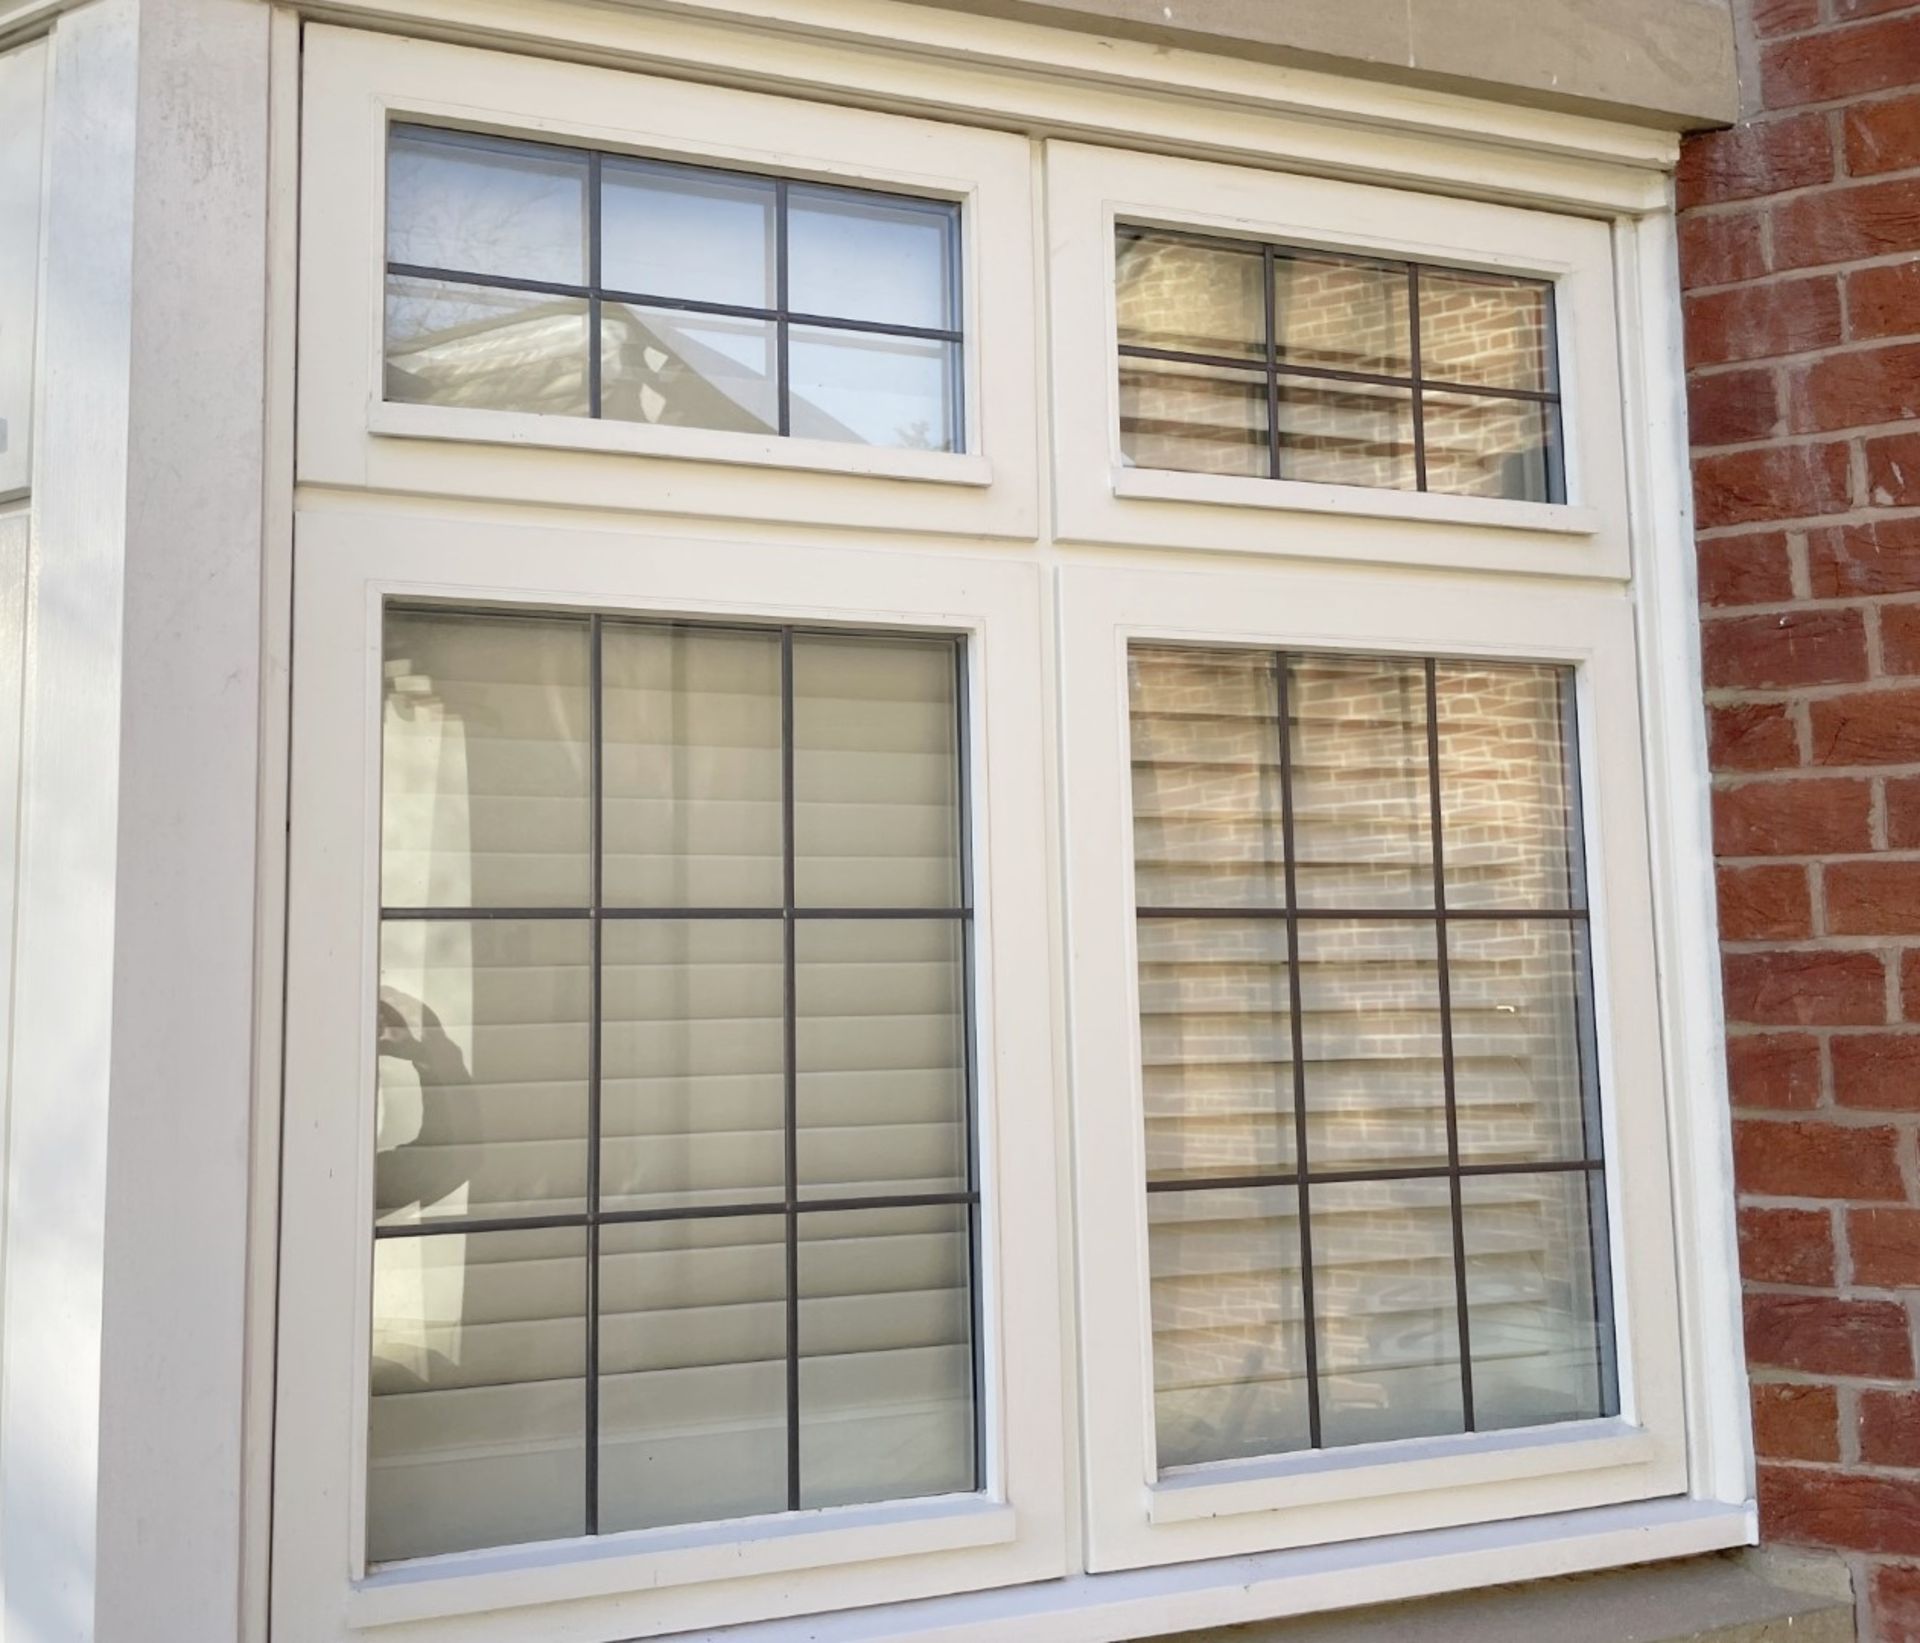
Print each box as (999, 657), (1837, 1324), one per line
(788, 185), (957, 331)
(1119, 358), (1269, 478)
(797, 1205), (974, 1508)
(1463, 1171), (1614, 1431)
(0, 39), (47, 497)
(1434, 662), (1579, 910)
(601, 623), (783, 908)
(598, 1215), (788, 1530)
(600, 158), (776, 309)
(1115, 230), (1265, 361)
(795, 920), (966, 1200)
(387, 125), (588, 286)
(1273, 252), (1411, 377)
(368, 1226), (586, 1561)
(600, 305), (778, 435)
(382, 608), (591, 909)
(385, 276), (591, 417)
(1449, 921), (1598, 1167)
(1149, 1187), (1310, 1469)
(787, 326), (957, 451)
(792, 634), (961, 909)
(1297, 919), (1447, 1173)
(1417, 268), (1556, 393)
(1312, 1177), (1465, 1446)
(1422, 392), (1556, 503)
(1128, 645), (1287, 910)
(1287, 653), (1434, 909)
(1275, 379), (1417, 492)
(377, 920), (590, 1227)
(600, 920), (787, 1214)
(1137, 919), (1296, 1184)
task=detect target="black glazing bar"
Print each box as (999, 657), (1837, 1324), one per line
(1143, 1159), (1606, 1196)
(775, 180), (793, 439)
(1425, 658), (1475, 1432)
(370, 1190), (983, 1240)
(383, 905), (973, 923)
(587, 152), (603, 420)
(948, 205), (968, 457)
(1543, 281), (1569, 506)
(1263, 245), (1283, 483)
(1134, 904), (1588, 921)
(387, 262), (591, 300)
(954, 636), (984, 1492)
(1271, 653), (1323, 1450)
(1407, 268), (1429, 493)
(381, 906), (594, 921)
(584, 614), (604, 1534)
(1115, 342), (1564, 406)
(780, 626), (801, 1510)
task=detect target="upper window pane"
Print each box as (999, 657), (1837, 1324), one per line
(0, 37), (48, 497)
(384, 125), (965, 452)
(1116, 226), (1562, 504)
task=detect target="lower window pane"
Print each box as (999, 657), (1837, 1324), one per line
(598, 1216), (789, 1532)
(384, 275), (590, 416)
(600, 304), (778, 435)
(1150, 1186), (1311, 1469)
(1119, 357), (1269, 478)
(1421, 391), (1557, 502)
(797, 1205), (976, 1508)
(1274, 379), (1416, 492)
(368, 1226), (587, 1562)
(787, 325), (957, 451)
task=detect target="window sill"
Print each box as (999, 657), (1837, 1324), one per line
(367, 400), (997, 488)
(1148, 1420), (1657, 1526)
(1111, 466), (1601, 536)
(345, 1494), (1016, 1630)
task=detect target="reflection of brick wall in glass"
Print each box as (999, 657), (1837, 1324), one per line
(1115, 228), (1561, 503)
(1128, 644), (1609, 1472)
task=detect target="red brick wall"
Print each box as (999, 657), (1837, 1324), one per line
(1681, 3), (1920, 1637)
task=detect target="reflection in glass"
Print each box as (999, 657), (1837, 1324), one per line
(1116, 230), (1265, 360)
(600, 158), (776, 309)
(788, 185), (958, 331)
(598, 1216), (789, 1530)
(600, 920), (787, 1213)
(600, 306), (778, 435)
(384, 277), (591, 417)
(1418, 269), (1556, 393)
(1119, 358), (1268, 478)
(387, 124), (589, 286)
(368, 1226), (587, 1561)
(1275, 380), (1416, 492)
(787, 327), (956, 450)
(381, 608), (591, 908)
(1422, 392), (1557, 503)
(796, 921), (966, 1200)
(600, 622), (784, 907)
(797, 1206), (975, 1507)
(377, 920), (591, 1227)
(1273, 252), (1411, 377)
(1150, 1188), (1311, 1468)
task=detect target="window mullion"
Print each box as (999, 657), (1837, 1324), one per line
(585, 612), (606, 1533)
(1407, 265), (1428, 493)
(775, 179), (793, 439)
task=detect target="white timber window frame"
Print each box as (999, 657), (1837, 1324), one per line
(262, 9), (1751, 1643)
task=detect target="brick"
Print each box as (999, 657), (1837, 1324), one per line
(1700, 530), (1796, 607)
(1734, 1116), (1905, 1195)
(1724, 949), (1887, 1025)
(1861, 1390), (1920, 1466)
(1680, 211), (1769, 290)
(1746, 1294), (1916, 1376)
(1774, 177), (1920, 269)
(1908, 949), (1920, 1018)
(1889, 774), (1920, 844)
(1866, 431), (1920, 505)
(1755, 0), (1821, 30)
(1847, 260), (1920, 341)
(1754, 1381), (1842, 1461)
(1688, 278), (1843, 367)
(1835, 0), (1920, 17)
(1810, 687), (1920, 763)
(1853, 1207), (1920, 1285)
(1678, 114), (1835, 210)
(1741, 1204), (1838, 1282)
(1871, 1563), (1920, 1641)
(1710, 701), (1803, 771)
(1730, 1032), (1826, 1109)
(1689, 368), (1782, 447)
(1827, 860), (1920, 931)
(1762, 1467), (1920, 1555)
(1721, 864), (1815, 939)
(1694, 441), (1853, 528)
(1833, 1033), (1920, 1107)
(1703, 608), (1868, 689)
(1789, 341), (1920, 432)
(1849, 91), (1920, 176)
(1883, 602), (1920, 675)
(1809, 518), (1920, 594)
(1715, 778), (1874, 854)
(1762, 15), (1920, 109)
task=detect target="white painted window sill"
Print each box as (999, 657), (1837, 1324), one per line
(367, 400), (996, 487)
(1112, 465), (1602, 536)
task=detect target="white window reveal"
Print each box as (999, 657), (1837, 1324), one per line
(0, 35), (48, 501)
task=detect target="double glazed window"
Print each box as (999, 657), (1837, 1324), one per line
(1115, 228), (1563, 503)
(372, 607), (976, 1561)
(385, 125), (964, 451)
